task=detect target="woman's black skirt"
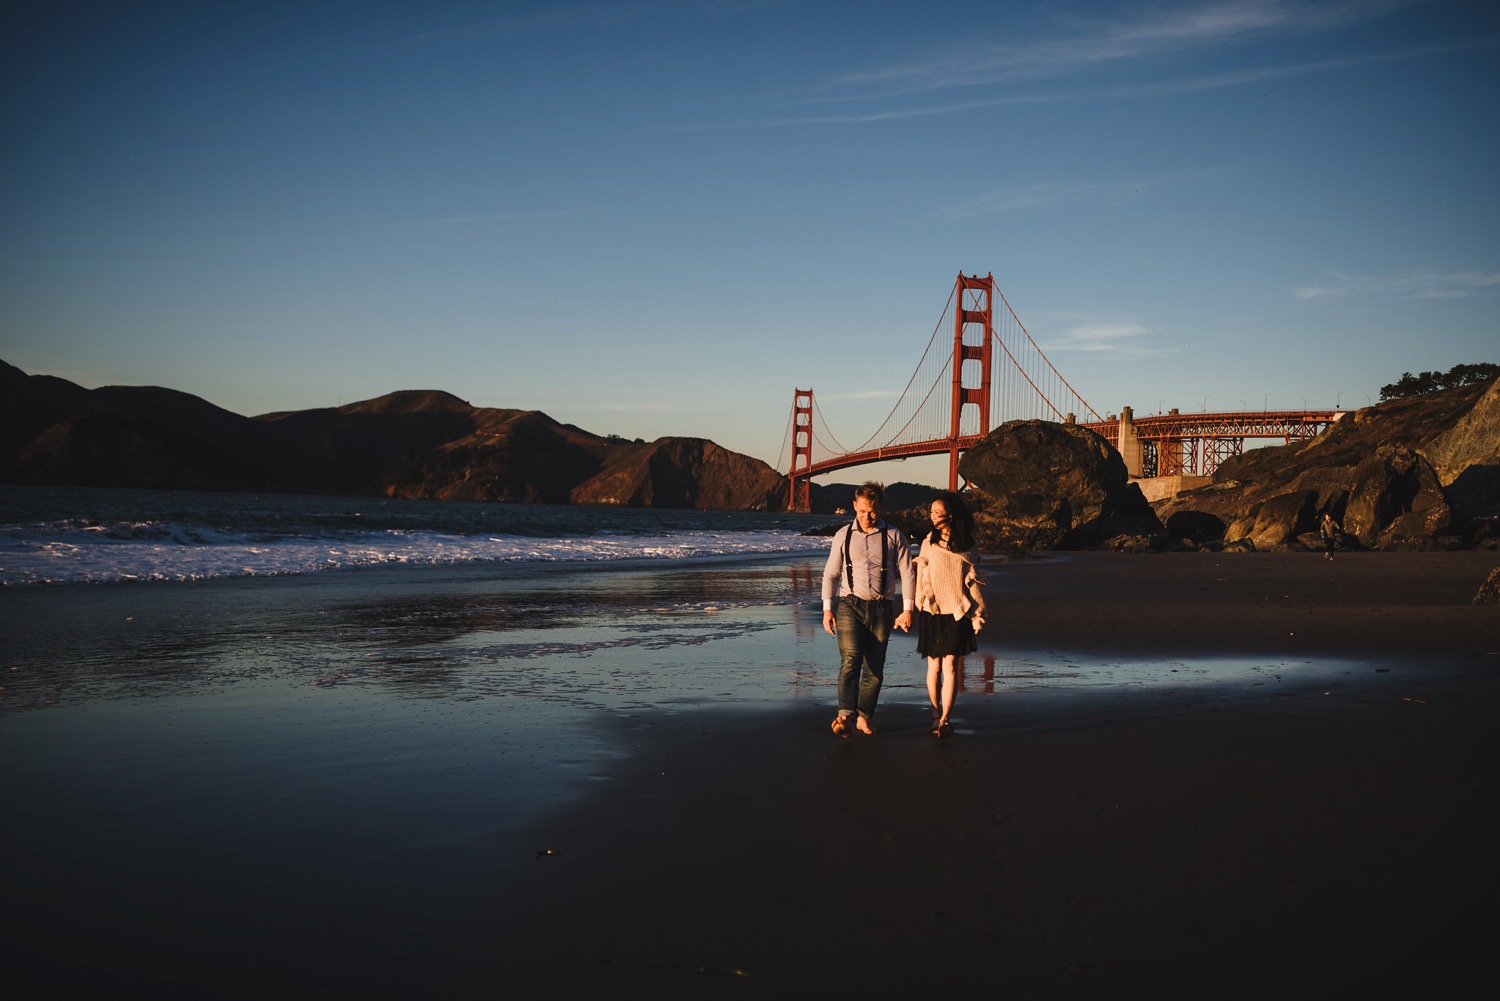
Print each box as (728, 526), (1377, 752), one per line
(916, 609), (976, 658)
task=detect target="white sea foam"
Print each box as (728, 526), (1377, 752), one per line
(0, 486), (840, 587)
(0, 521), (831, 586)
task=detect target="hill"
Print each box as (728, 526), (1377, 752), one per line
(0, 361), (787, 510)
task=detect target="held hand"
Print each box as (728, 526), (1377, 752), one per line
(822, 610), (836, 636)
(894, 610), (913, 633)
(971, 617), (984, 634)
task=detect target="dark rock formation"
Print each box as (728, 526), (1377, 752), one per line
(1474, 568), (1500, 606)
(955, 419), (1168, 551)
(1164, 509), (1227, 548)
(1155, 377), (1500, 552)
(0, 360), (787, 511)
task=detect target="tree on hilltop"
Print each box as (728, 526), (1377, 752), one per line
(1379, 362), (1499, 401)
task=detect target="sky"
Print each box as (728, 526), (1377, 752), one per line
(3, 0), (1497, 489)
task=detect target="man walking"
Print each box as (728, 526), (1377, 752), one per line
(822, 482), (915, 736)
(1320, 512), (1342, 561)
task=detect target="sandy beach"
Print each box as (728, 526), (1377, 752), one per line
(6, 550), (1498, 998)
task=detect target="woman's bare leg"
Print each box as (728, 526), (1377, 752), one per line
(937, 655), (957, 724)
(926, 656), (942, 726)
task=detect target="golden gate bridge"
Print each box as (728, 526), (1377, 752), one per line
(780, 272), (1342, 513)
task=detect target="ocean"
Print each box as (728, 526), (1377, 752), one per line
(0, 483), (854, 719)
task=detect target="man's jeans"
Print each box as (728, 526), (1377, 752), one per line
(835, 596), (893, 720)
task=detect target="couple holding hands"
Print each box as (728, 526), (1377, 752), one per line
(821, 482), (986, 740)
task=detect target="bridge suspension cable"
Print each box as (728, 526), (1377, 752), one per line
(991, 286), (1104, 426)
(850, 281), (957, 453)
(810, 393), (853, 457)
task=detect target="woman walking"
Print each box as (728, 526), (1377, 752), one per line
(914, 491), (986, 739)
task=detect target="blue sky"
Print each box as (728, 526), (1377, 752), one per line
(3, 0), (1496, 488)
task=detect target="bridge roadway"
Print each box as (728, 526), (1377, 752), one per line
(795, 406), (1345, 484)
(1084, 406), (1344, 478)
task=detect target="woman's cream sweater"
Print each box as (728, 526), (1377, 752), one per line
(914, 537), (986, 629)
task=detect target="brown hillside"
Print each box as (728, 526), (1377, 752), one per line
(0, 359), (787, 511)
(572, 438), (787, 511)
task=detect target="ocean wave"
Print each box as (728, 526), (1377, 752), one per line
(0, 520), (831, 587)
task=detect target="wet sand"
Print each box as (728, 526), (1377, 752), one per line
(493, 551), (1500, 995)
(7, 551), (1499, 997)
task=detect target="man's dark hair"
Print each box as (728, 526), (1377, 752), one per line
(853, 481), (885, 512)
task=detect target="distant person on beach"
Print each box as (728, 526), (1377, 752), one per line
(822, 482), (915, 737)
(913, 491), (986, 739)
(1320, 512), (1342, 561)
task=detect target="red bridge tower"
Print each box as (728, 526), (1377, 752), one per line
(950, 273), (994, 488)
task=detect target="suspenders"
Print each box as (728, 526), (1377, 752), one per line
(842, 522), (889, 597)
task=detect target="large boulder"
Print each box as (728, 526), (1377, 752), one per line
(957, 419), (1167, 551)
(1411, 376), (1500, 484)
(1425, 377), (1500, 532)
(1227, 489), (1319, 551)
(1345, 446), (1455, 549)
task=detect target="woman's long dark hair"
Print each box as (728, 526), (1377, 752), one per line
(927, 490), (975, 553)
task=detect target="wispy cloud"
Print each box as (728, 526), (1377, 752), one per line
(928, 179), (1150, 218)
(576, 400), (683, 413)
(832, 0), (1427, 95)
(1042, 321), (1172, 358)
(1098, 38), (1499, 100)
(1294, 270), (1500, 300)
(679, 1), (1471, 131)
(822, 389), (900, 401)
(661, 93), (1049, 131)
(406, 207), (603, 227)
(419, 0), (783, 42)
